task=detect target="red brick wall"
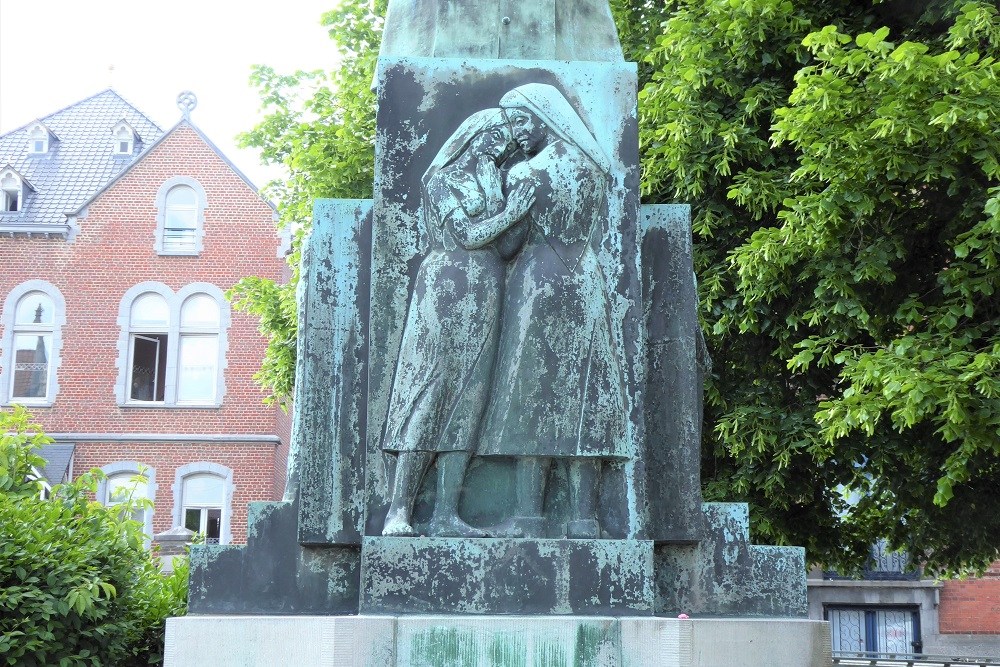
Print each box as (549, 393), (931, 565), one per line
(1, 123), (289, 543)
(939, 561), (1000, 634)
(73, 440), (277, 544)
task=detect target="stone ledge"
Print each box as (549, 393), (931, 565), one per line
(165, 615), (832, 667)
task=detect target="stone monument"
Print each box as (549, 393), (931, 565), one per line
(166, 2), (832, 665)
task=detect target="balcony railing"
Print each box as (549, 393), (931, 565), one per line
(825, 540), (921, 581)
(833, 651), (1000, 666)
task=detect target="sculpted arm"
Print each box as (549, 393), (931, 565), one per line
(448, 181), (536, 250)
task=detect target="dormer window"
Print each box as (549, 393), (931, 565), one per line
(112, 121), (136, 155)
(27, 123), (55, 154)
(1, 170), (22, 213)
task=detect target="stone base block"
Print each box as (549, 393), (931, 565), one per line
(360, 537), (654, 615)
(187, 500), (361, 614)
(655, 503), (808, 617)
(165, 615), (832, 666)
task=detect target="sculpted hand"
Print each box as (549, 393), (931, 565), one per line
(504, 182), (535, 221)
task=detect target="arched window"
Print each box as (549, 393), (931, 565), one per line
(164, 186), (197, 251)
(115, 283), (229, 407)
(181, 473), (224, 543)
(1, 281), (65, 405)
(1, 169), (22, 213)
(99, 462), (156, 540)
(173, 462), (233, 545)
(154, 177), (206, 255)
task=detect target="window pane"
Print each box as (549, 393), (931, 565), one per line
(129, 293), (169, 328)
(184, 507), (202, 533)
(11, 333), (50, 399)
(183, 473), (223, 507)
(163, 206), (197, 251)
(181, 294), (220, 328)
(129, 334), (167, 401)
(165, 207), (197, 231)
(206, 508), (222, 544)
(106, 473), (148, 524)
(165, 185), (197, 207)
(3, 190), (19, 212)
(15, 292), (54, 325)
(107, 473), (147, 504)
(828, 609), (865, 652)
(876, 610), (914, 653)
(177, 335), (218, 403)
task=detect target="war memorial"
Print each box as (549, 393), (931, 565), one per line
(165, 1), (833, 664)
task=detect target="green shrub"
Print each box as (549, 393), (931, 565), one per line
(0, 406), (188, 666)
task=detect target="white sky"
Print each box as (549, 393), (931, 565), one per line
(0, 0), (342, 189)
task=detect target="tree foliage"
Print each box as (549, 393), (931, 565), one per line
(228, 0), (385, 409)
(238, 0), (1000, 573)
(0, 406), (188, 666)
(637, 0), (1000, 574)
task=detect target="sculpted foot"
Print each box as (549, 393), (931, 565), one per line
(382, 510), (418, 537)
(428, 515), (488, 538)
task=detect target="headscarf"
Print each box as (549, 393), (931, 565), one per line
(422, 108), (509, 191)
(499, 83), (611, 176)
(419, 108), (509, 246)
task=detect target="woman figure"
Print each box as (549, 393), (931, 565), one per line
(381, 108), (524, 537)
(471, 84), (629, 539)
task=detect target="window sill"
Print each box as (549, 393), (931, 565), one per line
(120, 402), (222, 410)
(3, 399), (54, 408)
(156, 250), (201, 257)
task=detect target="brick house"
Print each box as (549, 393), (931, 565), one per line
(0, 89), (290, 545)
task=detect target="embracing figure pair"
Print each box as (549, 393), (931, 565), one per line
(381, 84), (627, 540)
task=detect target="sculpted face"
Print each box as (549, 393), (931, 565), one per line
(505, 108), (547, 156)
(470, 124), (514, 163)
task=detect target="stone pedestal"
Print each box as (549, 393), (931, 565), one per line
(361, 537), (654, 615)
(165, 615), (832, 667)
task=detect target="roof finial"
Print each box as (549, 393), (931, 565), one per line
(108, 64), (116, 88)
(177, 91), (198, 120)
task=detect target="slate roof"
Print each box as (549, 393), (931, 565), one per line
(0, 89), (163, 232)
(38, 443), (75, 485)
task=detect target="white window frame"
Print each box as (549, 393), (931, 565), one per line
(1, 168), (23, 213)
(172, 462), (233, 545)
(114, 282), (230, 408)
(0, 281), (65, 407)
(98, 462), (157, 540)
(154, 177), (207, 256)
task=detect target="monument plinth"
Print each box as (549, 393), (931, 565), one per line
(168, 2), (831, 664)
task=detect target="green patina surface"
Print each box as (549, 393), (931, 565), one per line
(407, 622), (617, 667)
(410, 627), (480, 666)
(489, 633), (528, 667)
